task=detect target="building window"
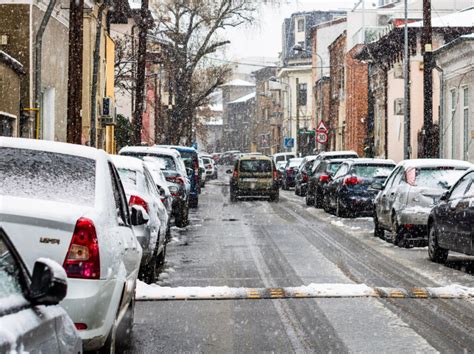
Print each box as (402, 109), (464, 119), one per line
(297, 18), (305, 32)
(298, 83), (307, 106)
(450, 89), (456, 159)
(463, 87), (469, 160)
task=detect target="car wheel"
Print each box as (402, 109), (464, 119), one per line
(230, 190), (237, 202)
(391, 214), (406, 247)
(314, 189), (322, 208)
(336, 198), (347, 218)
(305, 192), (314, 206)
(373, 213), (384, 238)
(175, 203), (189, 228)
(165, 222), (171, 242)
(269, 192), (279, 202)
(116, 296), (135, 352)
(157, 242), (167, 268)
(295, 185), (300, 196)
(189, 197), (199, 208)
(428, 224), (448, 263)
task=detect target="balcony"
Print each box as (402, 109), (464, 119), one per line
(352, 26), (387, 45)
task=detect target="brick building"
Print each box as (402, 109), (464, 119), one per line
(328, 32), (346, 151)
(344, 44), (369, 157)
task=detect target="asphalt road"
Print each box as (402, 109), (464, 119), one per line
(130, 170), (474, 353)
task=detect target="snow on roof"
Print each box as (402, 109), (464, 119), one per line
(119, 145), (181, 157)
(409, 8), (474, 27)
(462, 33), (474, 39)
(110, 154), (144, 171)
(228, 92), (256, 104)
(398, 158), (473, 169)
(128, 0), (141, 9)
(220, 79), (255, 87)
(0, 137), (107, 161)
(0, 50), (25, 75)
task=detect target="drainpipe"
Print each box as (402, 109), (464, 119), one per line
(34, 0), (57, 139)
(90, 1), (107, 147)
(434, 64), (444, 158)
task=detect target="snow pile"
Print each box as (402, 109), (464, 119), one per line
(426, 284), (474, 298)
(286, 283), (375, 297)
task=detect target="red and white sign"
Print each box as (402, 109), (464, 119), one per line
(316, 120), (328, 133)
(316, 132), (328, 144)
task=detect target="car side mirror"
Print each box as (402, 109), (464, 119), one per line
(440, 191), (450, 202)
(29, 258), (68, 306)
(226, 169), (233, 174)
(370, 182), (384, 191)
(131, 205), (149, 226)
(186, 168), (193, 177)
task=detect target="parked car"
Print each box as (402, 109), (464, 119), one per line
(272, 152), (296, 165)
(427, 168), (474, 263)
(201, 155), (217, 179)
(294, 155), (318, 196)
(0, 227), (83, 353)
(276, 161), (287, 186)
(306, 158), (345, 207)
(324, 159), (396, 217)
(0, 137), (143, 352)
(198, 156), (206, 188)
(227, 155), (279, 202)
(111, 155), (168, 283)
(315, 150), (359, 161)
(143, 158), (174, 221)
(220, 150), (241, 165)
(211, 152), (222, 164)
(281, 157), (304, 190)
(372, 159), (472, 247)
(157, 145), (200, 208)
(119, 146), (190, 227)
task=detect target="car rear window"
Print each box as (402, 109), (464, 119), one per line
(117, 168), (137, 187)
(324, 154), (357, 160)
(327, 162), (342, 174)
(121, 152), (176, 171)
(406, 167), (468, 189)
(352, 164), (394, 178)
(0, 147), (95, 206)
(240, 160), (272, 173)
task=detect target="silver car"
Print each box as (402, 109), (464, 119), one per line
(372, 159), (472, 247)
(111, 155), (168, 283)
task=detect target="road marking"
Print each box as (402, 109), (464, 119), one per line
(136, 284), (474, 301)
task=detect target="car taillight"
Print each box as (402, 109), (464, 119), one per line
(63, 218), (100, 279)
(303, 174), (308, 182)
(166, 176), (185, 186)
(233, 170), (238, 178)
(273, 169), (278, 180)
(129, 195), (149, 213)
(343, 176), (359, 185)
(319, 174), (329, 182)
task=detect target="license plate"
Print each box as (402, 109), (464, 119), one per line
(245, 178), (258, 182)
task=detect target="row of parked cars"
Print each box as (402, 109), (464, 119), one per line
(0, 137), (214, 352)
(276, 150), (473, 264)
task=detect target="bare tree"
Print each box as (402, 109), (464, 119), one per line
(154, 0), (256, 144)
(114, 35), (137, 97)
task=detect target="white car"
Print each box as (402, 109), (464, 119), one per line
(0, 227), (82, 353)
(201, 155), (217, 179)
(111, 155), (168, 283)
(0, 137), (143, 352)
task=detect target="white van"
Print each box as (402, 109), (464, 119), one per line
(272, 152), (296, 164)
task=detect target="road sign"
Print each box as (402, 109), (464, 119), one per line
(316, 120), (328, 133)
(316, 131), (328, 144)
(284, 137), (294, 148)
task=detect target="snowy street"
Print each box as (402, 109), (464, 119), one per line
(130, 171), (474, 353)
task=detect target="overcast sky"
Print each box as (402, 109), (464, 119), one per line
(223, 0), (362, 61)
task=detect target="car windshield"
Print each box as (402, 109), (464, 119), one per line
(352, 164), (394, 178)
(240, 160), (272, 173)
(0, 147), (95, 206)
(121, 152), (176, 171)
(406, 167), (468, 189)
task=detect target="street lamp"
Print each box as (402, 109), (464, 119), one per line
(269, 76), (292, 151)
(292, 44), (325, 150)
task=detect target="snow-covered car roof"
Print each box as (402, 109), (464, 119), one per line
(347, 158), (396, 165)
(398, 159), (472, 170)
(317, 150), (358, 157)
(110, 154), (144, 172)
(0, 137), (107, 161)
(119, 145), (181, 158)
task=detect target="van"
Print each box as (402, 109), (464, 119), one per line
(272, 152), (296, 164)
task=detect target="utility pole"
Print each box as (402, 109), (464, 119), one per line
(403, 0), (410, 159)
(133, 0), (149, 145)
(422, 0), (433, 157)
(66, 0), (84, 144)
(296, 77), (300, 155)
